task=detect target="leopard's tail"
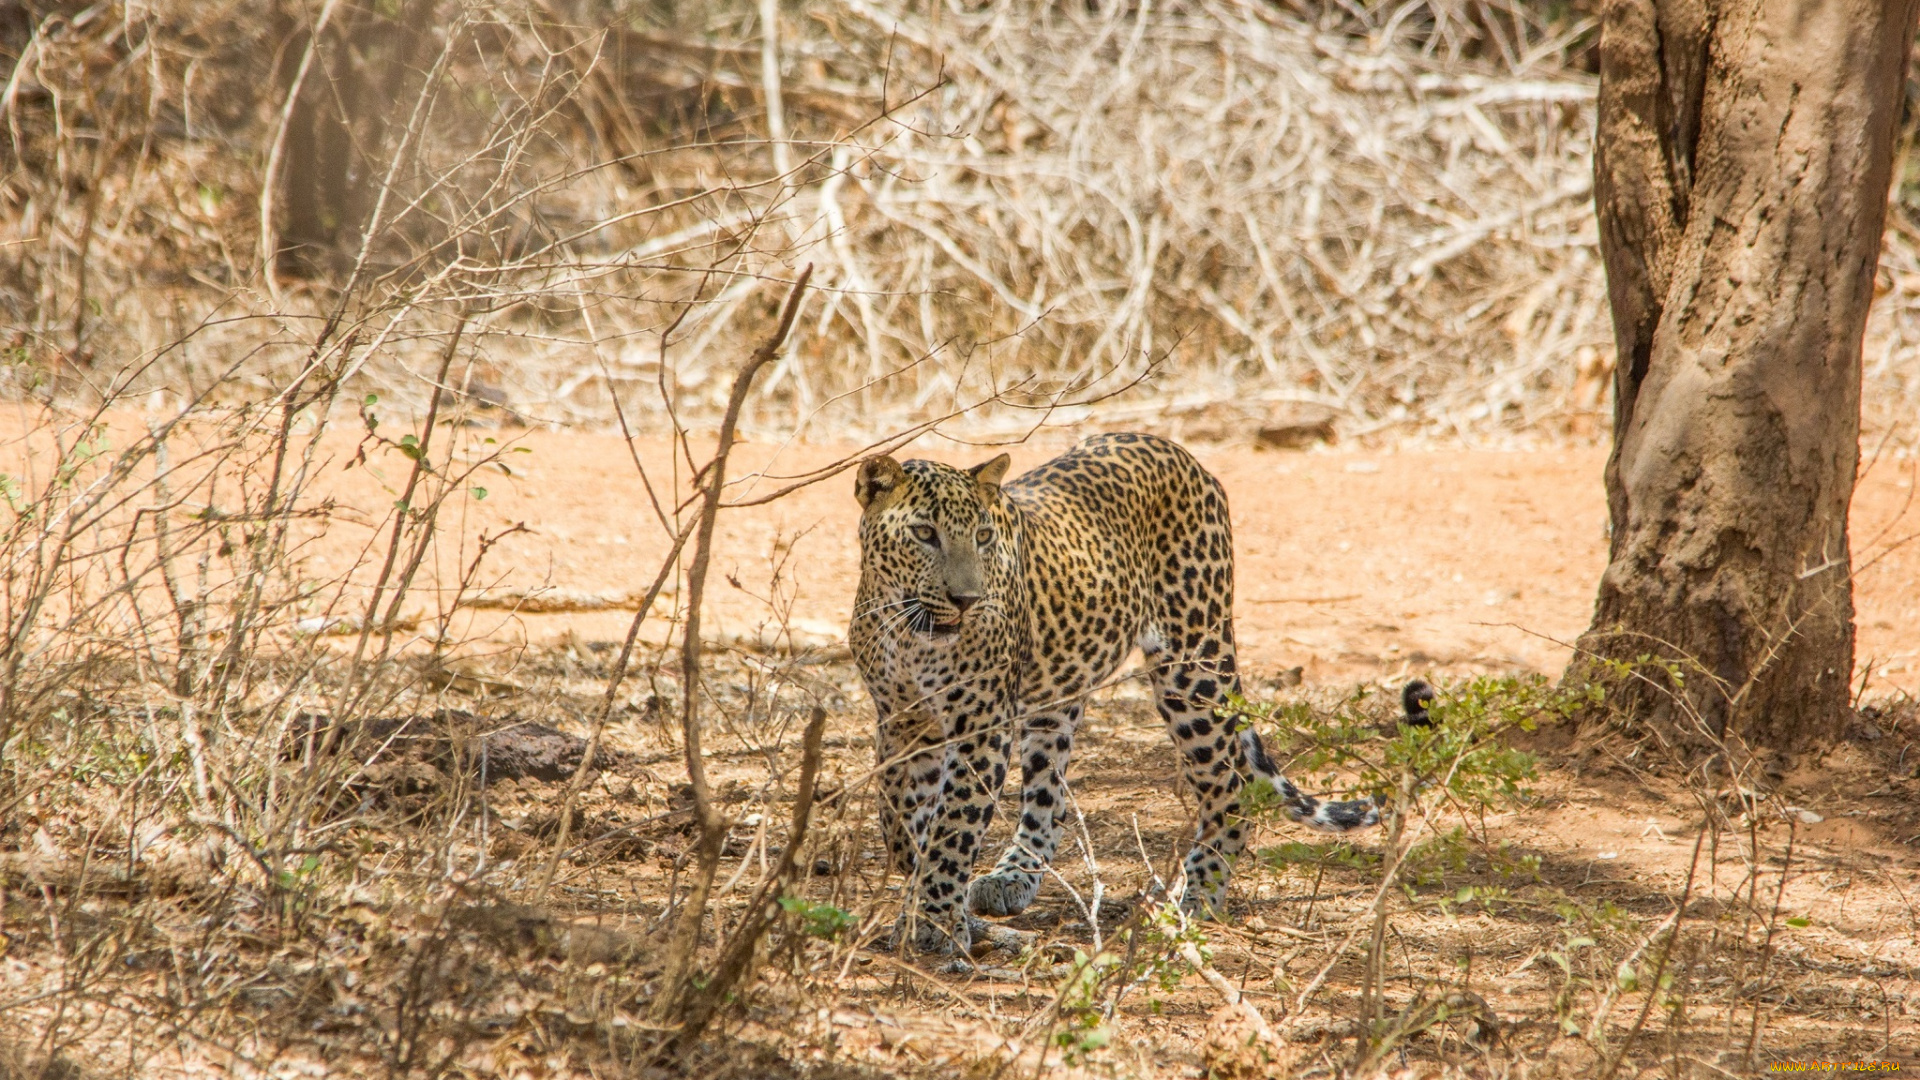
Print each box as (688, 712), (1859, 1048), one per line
(1232, 678), (1439, 831)
(1237, 724), (1383, 831)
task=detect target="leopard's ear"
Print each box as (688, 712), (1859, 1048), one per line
(968, 453), (1012, 491)
(855, 456), (906, 511)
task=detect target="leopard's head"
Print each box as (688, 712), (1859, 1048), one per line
(853, 452), (1013, 640)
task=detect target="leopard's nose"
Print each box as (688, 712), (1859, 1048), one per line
(949, 592), (981, 614)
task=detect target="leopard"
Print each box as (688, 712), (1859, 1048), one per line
(849, 432), (1381, 954)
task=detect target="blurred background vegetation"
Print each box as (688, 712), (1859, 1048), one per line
(3, 0), (1919, 444)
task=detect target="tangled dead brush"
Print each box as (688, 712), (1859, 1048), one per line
(13, 0), (1920, 443)
(0, 0), (1617, 441)
(754, 0), (1612, 440)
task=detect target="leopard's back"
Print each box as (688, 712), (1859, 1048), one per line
(1004, 432), (1237, 703)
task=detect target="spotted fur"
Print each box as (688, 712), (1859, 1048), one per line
(849, 433), (1380, 954)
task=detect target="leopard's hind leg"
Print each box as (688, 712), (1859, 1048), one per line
(1148, 620), (1383, 916)
(1144, 618), (1256, 918)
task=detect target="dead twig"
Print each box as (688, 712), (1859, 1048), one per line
(654, 264), (814, 1022)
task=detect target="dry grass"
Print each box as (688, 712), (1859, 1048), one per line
(0, 0), (1730, 442)
(2, 635), (1912, 1078)
(11, 1), (1920, 442)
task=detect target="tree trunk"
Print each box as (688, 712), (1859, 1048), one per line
(1577, 0), (1918, 750)
(277, 1), (429, 278)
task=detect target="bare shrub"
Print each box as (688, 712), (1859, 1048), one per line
(0, 0), (1650, 441)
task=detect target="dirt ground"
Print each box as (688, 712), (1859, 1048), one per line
(7, 425), (1919, 1078)
(290, 428), (1919, 1073)
(307, 427), (1920, 693)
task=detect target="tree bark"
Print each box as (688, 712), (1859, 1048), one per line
(277, 1), (430, 278)
(1577, 0), (1918, 749)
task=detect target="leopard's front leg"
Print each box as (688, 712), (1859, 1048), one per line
(875, 701), (946, 878)
(899, 672), (1015, 954)
(970, 702), (1082, 917)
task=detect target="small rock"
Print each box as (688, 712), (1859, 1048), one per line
(1256, 416), (1336, 450)
(1203, 1004), (1294, 1080)
(477, 722), (616, 782)
(1256, 403), (1339, 450)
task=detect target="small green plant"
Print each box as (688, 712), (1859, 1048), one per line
(274, 852), (324, 893)
(1537, 895), (1645, 1036)
(1137, 900), (1210, 993)
(1051, 948), (1122, 1065)
(777, 894), (855, 940)
(1433, 882), (1514, 919)
(1042, 902), (1212, 1065)
(1230, 674), (1596, 837)
(66, 723), (163, 785)
(1258, 839), (1379, 872)
(1546, 927), (1598, 1035)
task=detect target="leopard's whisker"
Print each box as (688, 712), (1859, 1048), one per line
(853, 596), (917, 620)
(872, 601), (925, 641)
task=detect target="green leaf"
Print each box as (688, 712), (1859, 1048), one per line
(778, 894), (854, 939)
(470, 486), (488, 501)
(364, 394), (379, 406)
(1785, 916), (1810, 928)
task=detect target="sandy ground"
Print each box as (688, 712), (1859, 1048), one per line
(7, 421), (1918, 1076)
(303, 426), (1920, 693)
(305, 425), (1920, 1069)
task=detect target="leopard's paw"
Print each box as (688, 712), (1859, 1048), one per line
(967, 869), (1041, 917)
(893, 910), (970, 956)
(1178, 888), (1229, 922)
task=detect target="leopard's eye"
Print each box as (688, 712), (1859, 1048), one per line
(910, 523), (939, 546)
(975, 526), (994, 546)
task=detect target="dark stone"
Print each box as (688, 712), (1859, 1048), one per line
(287, 710), (629, 784)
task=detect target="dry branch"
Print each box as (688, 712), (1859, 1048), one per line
(654, 264), (814, 1022)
